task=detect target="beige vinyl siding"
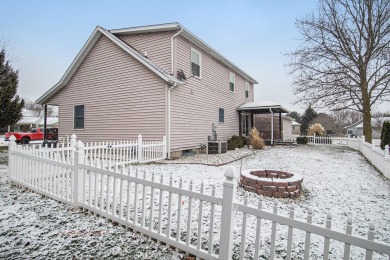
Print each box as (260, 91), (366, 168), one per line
(170, 36), (254, 151)
(118, 31), (175, 74)
(46, 34), (166, 143)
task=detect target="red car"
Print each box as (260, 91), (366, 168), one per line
(4, 128), (58, 144)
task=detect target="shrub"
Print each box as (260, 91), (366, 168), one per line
(380, 121), (390, 150)
(239, 135), (248, 147)
(296, 136), (308, 144)
(249, 127), (265, 150)
(227, 135), (244, 150)
(307, 123), (326, 136)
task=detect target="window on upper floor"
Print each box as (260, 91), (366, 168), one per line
(245, 82), (249, 99)
(191, 48), (201, 78)
(230, 72), (235, 92)
(74, 105), (85, 129)
(219, 108), (224, 123)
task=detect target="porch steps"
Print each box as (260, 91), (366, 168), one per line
(276, 140), (297, 146)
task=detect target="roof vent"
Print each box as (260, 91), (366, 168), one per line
(144, 51), (148, 57)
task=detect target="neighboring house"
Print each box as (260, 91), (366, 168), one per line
(14, 109), (58, 132)
(292, 121), (301, 135)
(36, 23), (258, 157)
(345, 117), (390, 139)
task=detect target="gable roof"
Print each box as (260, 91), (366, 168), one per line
(110, 22), (258, 84)
(36, 26), (183, 105)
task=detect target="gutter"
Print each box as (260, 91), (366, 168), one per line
(270, 108), (274, 145)
(166, 27), (183, 158)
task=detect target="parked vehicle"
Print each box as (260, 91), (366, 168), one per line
(4, 128), (58, 144)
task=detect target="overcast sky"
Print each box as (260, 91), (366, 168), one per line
(2, 0), (388, 113)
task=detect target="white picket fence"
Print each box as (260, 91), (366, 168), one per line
(348, 136), (390, 179)
(301, 134), (349, 146)
(7, 138), (390, 259)
(29, 134), (166, 165)
(83, 135), (166, 165)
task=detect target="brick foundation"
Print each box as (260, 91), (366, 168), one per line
(239, 169), (303, 199)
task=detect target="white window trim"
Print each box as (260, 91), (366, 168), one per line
(245, 81), (250, 99)
(73, 104), (85, 130)
(191, 47), (202, 79)
(230, 72), (235, 93)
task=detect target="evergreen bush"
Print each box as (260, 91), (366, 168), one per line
(296, 136), (308, 144)
(380, 121), (390, 150)
(227, 135), (244, 150)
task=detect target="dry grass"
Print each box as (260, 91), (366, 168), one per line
(307, 123), (326, 136)
(249, 127), (265, 150)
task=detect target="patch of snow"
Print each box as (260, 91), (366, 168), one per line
(2, 145), (389, 259)
(0, 160), (183, 259)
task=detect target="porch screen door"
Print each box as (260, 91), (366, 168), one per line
(242, 114), (249, 136)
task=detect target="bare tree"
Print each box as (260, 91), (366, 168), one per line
(313, 113), (338, 134)
(330, 109), (363, 132)
(287, 0), (390, 143)
(24, 98), (43, 110)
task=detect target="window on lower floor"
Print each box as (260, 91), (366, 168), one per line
(219, 108), (224, 123)
(74, 105), (84, 129)
(347, 129), (353, 135)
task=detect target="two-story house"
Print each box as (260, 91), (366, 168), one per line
(36, 23), (258, 157)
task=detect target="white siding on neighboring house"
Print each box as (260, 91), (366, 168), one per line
(282, 118), (293, 140)
(46, 35), (167, 142)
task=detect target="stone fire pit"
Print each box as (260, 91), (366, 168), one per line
(239, 169), (303, 199)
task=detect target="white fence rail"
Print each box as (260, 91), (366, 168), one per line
(301, 134), (349, 146)
(7, 138), (390, 259)
(84, 134), (166, 164)
(348, 136), (390, 179)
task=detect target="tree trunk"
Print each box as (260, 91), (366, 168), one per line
(360, 69), (372, 143)
(362, 94), (372, 143)
(363, 111), (372, 143)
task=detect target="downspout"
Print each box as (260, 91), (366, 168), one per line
(270, 108), (274, 145)
(167, 82), (178, 159)
(166, 27), (183, 158)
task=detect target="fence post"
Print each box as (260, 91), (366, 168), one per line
(73, 140), (85, 208)
(219, 166), (236, 260)
(8, 135), (16, 182)
(70, 134), (77, 163)
(385, 145), (389, 177)
(162, 136), (167, 159)
(138, 134), (143, 163)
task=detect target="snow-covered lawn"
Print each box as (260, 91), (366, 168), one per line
(0, 149), (182, 259)
(1, 145), (389, 259)
(138, 146), (390, 259)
